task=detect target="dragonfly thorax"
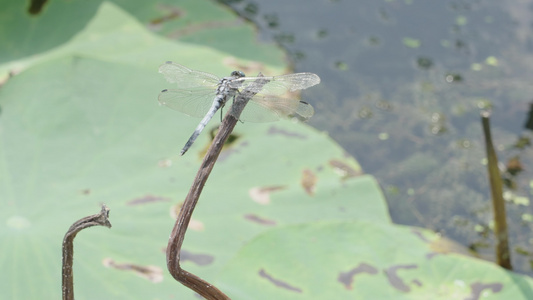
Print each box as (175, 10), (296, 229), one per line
(217, 78), (237, 97)
(217, 71), (246, 96)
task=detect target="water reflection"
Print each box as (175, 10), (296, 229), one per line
(219, 0), (533, 276)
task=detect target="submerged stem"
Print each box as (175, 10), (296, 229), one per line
(481, 111), (512, 270)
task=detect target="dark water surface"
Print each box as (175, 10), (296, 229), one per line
(220, 0), (533, 275)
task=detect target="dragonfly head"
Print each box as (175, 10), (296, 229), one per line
(231, 70), (246, 78)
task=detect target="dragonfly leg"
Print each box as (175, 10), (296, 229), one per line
(219, 103), (226, 122)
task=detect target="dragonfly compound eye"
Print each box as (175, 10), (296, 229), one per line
(231, 71), (246, 78)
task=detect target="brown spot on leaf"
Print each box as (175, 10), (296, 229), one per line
(102, 258), (163, 283)
(127, 195), (171, 206)
(426, 252), (439, 260)
(149, 5), (182, 29)
(329, 159), (362, 179)
(258, 269), (302, 293)
(249, 186), (287, 204)
(383, 264), (418, 292)
(410, 228), (430, 243)
(180, 250), (214, 266)
(465, 282), (503, 300)
(28, 0), (48, 14)
(188, 219), (205, 231)
(170, 203), (182, 219)
(157, 159), (173, 168)
(411, 228), (478, 259)
(223, 57), (265, 75)
(169, 204), (204, 230)
(169, 20), (242, 39)
(81, 189), (91, 195)
(301, 169), (317, 196)
(244, 214), (277, 226)
(412, 279), (422, 287)
(0, 69), (21, 88)
(268, 126), (307, 139)
(338, 263), (379, 290)
(422, 229), (478, 259)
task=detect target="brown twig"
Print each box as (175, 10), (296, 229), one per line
(480, 110), (512, 270)
(62, 204), (112, 300)
(166, 74), (268, 299)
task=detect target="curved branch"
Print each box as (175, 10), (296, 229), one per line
(62, 204), (112, 300)
(166, 75), (268, 299)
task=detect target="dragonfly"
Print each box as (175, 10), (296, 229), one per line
(158, 61), (320, 155)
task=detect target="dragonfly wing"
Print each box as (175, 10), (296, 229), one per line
(230, 73), (321, 95)
(159, 61), (220, 88)
(234, 94), (314, 123)
(292, 100), (315, 121)
(158, 88), (217, 118)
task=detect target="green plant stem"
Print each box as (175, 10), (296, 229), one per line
(166, 74), (268, 299)
(481, 111), (512, 270)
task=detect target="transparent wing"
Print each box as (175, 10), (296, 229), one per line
(228, 73), (320, 95)
(158, 88), (217, 118)
(158, 61), (221, 88)
(232, 94), (315, 123)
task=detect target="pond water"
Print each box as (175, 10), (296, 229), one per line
(219, 0), (533, 275)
